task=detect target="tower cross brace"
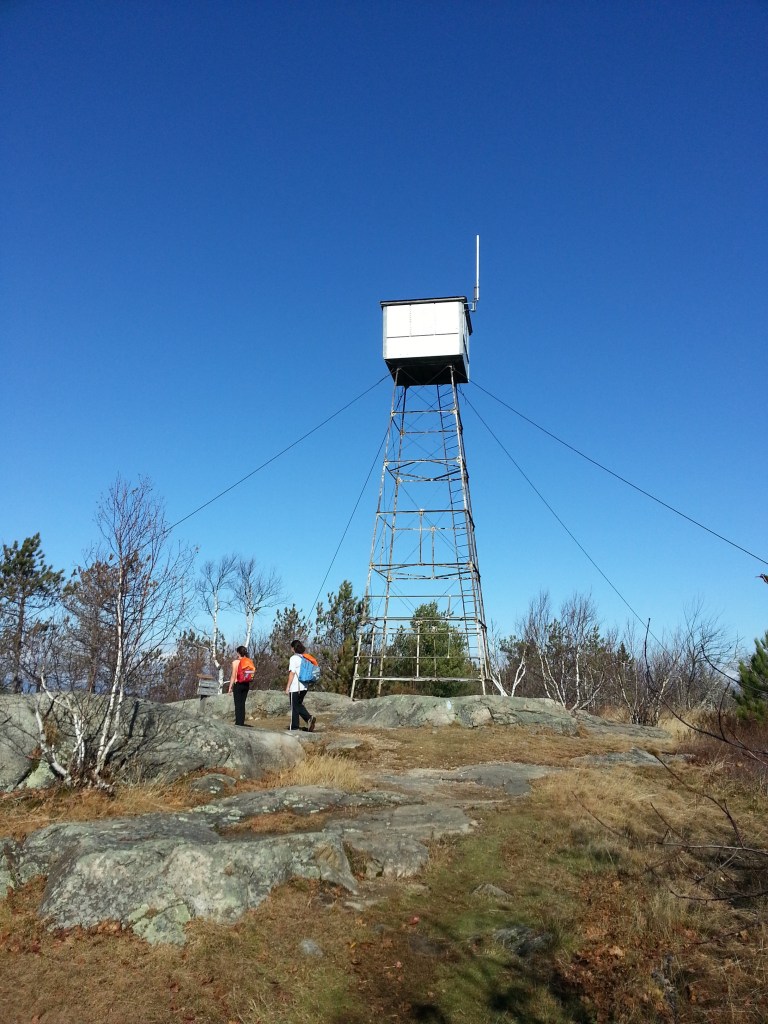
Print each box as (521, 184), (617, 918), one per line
(352, 341), (498, 697)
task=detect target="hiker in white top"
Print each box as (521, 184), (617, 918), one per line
(286, 639), (316, 732)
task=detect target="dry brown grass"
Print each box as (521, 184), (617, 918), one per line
(2, 720), (768, 1023)
(341, 722), (678, 773)
(0, 776), (220, 842)
(535, 764), (713, 844)
(514, 764), (768, 1021)
(680, 712), (768, 786)
(275, 750), (369, 791)
(658, 711), (700, 743)
(222, 808), (339, 837)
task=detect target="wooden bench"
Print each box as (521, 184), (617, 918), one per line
(197, 676), (221, 699)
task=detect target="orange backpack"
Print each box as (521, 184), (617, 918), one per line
(236, 657), (255, 683)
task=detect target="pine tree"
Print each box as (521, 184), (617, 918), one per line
(258, 604), (313, 689)
(314, 581), (367, 694)
(386, 601), (475, 696)
(61, 559), (119, 693)
(0, 534), (64, 692)
(735, 631), (768, 720)
(268, 604), (312, 655)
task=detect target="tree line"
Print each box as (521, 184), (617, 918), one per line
(0, 478), (371, 705)
(2, 476), (766, 730)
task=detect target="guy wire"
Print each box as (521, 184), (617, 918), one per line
(167, 374), (390, 534)
(308, 426), (388, 619)
(471, 380), (768, 567)
(463, 392), (654, 638)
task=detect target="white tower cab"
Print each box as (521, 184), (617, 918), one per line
(352, 295), (499, 698)
(382, 296), (470, 385)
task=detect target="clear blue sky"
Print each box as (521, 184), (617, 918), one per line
(2, 0), (766, 652)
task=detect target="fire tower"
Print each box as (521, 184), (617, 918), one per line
(352, 281), (498, 698)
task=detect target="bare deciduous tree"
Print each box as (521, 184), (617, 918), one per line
(491, 621), (521, 696)
(232, 558), (282, 649)
(507, 591), (611, 710)
(669, 600), (737, 712)
(35, 476), (193, 787)
(197, 555), (238, 690)
(613, 602), (738, 726)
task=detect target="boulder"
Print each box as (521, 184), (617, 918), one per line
(176, 692), (671, 747)
(492, 925), (554, 956)
(0, 695), (304, 790)
(329, 801), (474, 843)
(299, 938), (324, 957)
(472, 883), (514, 903)
(331, 694), (580, 734)
(40, 829), (357, 945)
(334, 694), (457, 729)
(0, 695), (42, 790)
(109, 699), (303, 783)
(408, 762), (557, 797)
(571, 747), (668, 768)
(179, 689), (353, 722)
(454, 695), (578, 732)
(573, 711), (669, 741)
(340, 833), (430, 879)
(2, 785), (474, 944)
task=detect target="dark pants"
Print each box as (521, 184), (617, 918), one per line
(289, 688), (311, 730)
(232, 682), (250, 726)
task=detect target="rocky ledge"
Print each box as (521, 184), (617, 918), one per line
(0, 692), (672, 946)
(0, 784), (478, 944)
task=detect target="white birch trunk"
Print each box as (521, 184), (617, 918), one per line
(509, 655), (526, 697)
(34, 673), (74, 784)
(95, 562), (126, 780)
(210, 589), (226, 690)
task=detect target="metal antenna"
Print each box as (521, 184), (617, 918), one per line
(471, 234), (480, 311)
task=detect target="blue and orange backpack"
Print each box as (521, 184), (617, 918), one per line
(297, 653), (321, 685)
